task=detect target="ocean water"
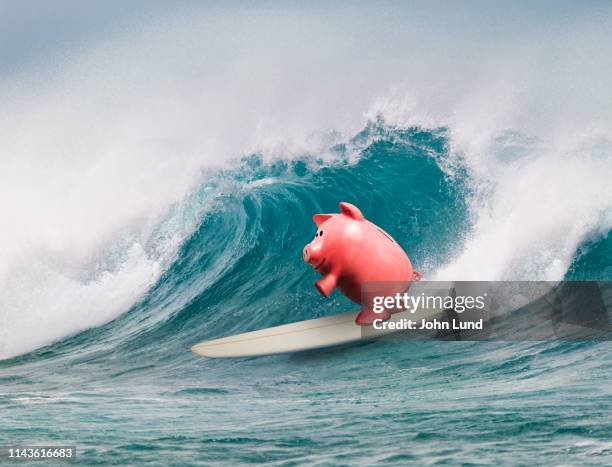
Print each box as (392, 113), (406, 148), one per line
(1, 3), (612, 465)
(2, 123), (611, 465)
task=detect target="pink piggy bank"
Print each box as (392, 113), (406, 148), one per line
(303, 201), (420, 325)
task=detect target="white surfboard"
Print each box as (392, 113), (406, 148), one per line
(191, 282), (456, 358)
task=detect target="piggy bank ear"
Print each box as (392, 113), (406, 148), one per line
(339, 202), (365, 221)
(313, 214), (333, 227)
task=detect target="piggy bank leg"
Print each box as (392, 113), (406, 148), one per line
(355, 306), (390, 326)
(315, 274), (337, 298)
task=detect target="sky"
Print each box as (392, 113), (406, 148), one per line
(2, 0), (610, 76)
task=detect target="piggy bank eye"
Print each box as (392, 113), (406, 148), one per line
(319, 230), (323, 236)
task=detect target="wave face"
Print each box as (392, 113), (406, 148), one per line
(1, 3), (612, 464)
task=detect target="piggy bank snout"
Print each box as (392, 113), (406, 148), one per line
(303, 243), (322, 266)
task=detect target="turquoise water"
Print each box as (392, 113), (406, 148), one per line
(1, 124), (611, 465)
